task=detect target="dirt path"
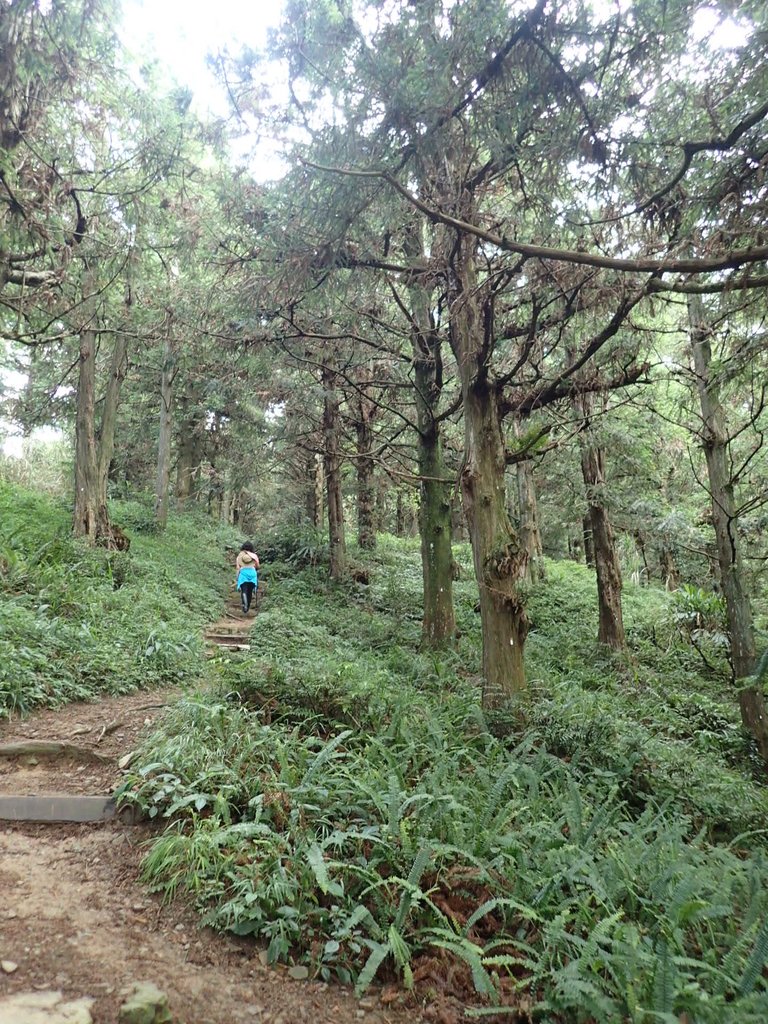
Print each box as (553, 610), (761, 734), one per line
(0, 602), (419, 1024)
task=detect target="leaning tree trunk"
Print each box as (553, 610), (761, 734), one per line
(154, 339), (174, 530)
(688, 293), (768, 764)
(322, 365), (346, 579)
(578, 393), (626, 651)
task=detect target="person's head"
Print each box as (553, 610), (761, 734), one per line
(241, 541), (255, 553)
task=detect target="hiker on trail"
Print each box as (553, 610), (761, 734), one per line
(235, 542), (260, 615)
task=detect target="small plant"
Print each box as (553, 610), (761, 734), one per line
(671, 584), (727, 633)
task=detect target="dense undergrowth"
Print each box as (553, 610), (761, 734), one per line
(3, 481), (766, 1020)
(116, 532), (768, 1023)
(0, 481), (235, 716)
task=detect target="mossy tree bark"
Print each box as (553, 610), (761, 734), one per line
(406, 223), (456, 646)
(512, 420), (544, 585)
(448, 232), (528, 705)
(688, 293), (768, 765)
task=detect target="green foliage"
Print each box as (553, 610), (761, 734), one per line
(0, 482), (229, 717)
(671, 584), (728, 634)
(123, 546), (768, 1022)
(257, 524), (329, 568)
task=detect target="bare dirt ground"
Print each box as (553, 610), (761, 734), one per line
(0, 601), (421, 1024)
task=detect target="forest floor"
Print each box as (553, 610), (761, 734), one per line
(0, 599), (419, 1024)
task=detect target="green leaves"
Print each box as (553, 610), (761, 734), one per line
(118, 544), (768, 1020)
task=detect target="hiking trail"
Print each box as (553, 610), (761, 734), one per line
(0, 590), (417, 1024)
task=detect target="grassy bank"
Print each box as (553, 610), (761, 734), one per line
(0, 481), (234, 717)
(121, 535), (768, 1023)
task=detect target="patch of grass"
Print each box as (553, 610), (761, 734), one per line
(123, 545), (768, 1022)
(0, 481), (234, 717)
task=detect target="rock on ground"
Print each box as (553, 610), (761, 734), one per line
(0, 990), (94, 1024)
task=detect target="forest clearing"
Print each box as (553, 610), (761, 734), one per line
(2, 0), (768, 1021)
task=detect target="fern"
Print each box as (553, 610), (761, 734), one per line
(651, 938), (678, 1016)
(737, 917), (768, 997)
(426, 929), (497, 1000)
(301, 729), (353, 785)
(354, 941), (390, 996)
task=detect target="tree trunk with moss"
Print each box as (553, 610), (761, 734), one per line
(513, 420), (544, 585)
(406, 224), (456, 645)
(448, 235), (528, 704)
(688, 294), (768, 765)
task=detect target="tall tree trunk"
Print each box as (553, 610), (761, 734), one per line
(312, 452), (324, 528)
(354, 396), (376, 550)
(448, 230), (528, 706)
(322, 365), (346, 579)
(451, 491), (468, 542)
(73, 262), (112, 543)
(581, 441), (626, 651)
(577, 392), (625, 650)
(460, 381), (528, 706)
(660, 546), (679, 590)
(175, 395), (204, 508)
(406, 225), (456, 645)
(417, 406), (456, 645)
(220, 475), (232, 525)
(582, 513), (595, 567)
(96, 331), (129, 510)
(688, 294), (768, 764)
(513, 420), (544, 584)
(395, 489), (405, 537)
(375, 473), (389, 534)
(154, 339), (174, 530)
(73, 313), (100, 541)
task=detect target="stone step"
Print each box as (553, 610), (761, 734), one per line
(0, 794), (138, 823)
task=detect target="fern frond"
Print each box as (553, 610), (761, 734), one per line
(738, 917), (768, 997)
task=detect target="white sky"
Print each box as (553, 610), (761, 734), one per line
(119, 0), (285, 117)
